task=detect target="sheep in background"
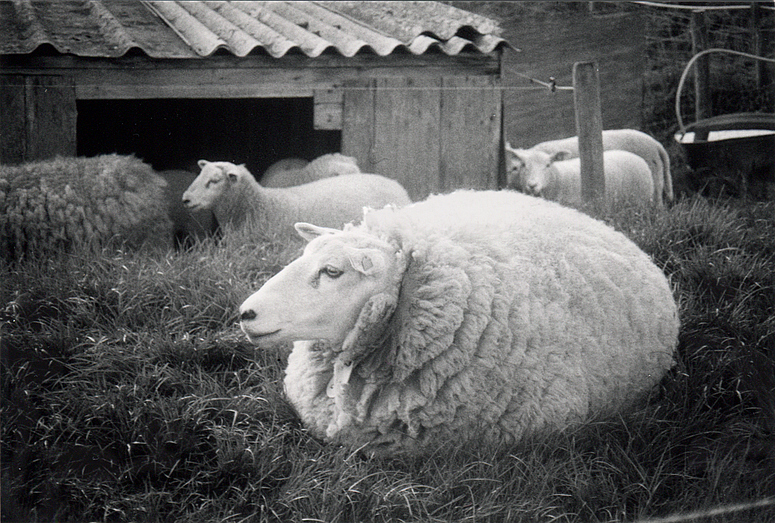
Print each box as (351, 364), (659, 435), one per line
(262, 153), (361, 188)
(261, 158), (309, 183)
(158, 169), (218, 249)
(182, 160), (411, 238)
(506, 147), (654, 208)
(527, 129), (673, 205)
(1, 154), (172, 260)
(239, 189), (679, 456)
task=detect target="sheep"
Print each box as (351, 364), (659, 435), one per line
(238, 189), (680, 456)
(261, 153), (361, 189)
(1, 154), (173, 259)
(158, 170), (218, 249)
(261, 158), (309, 185)
(526, 129), (674, 204)
(505, 147), (655, 207)
(181, 160), (411, 238)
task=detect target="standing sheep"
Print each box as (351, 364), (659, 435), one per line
(261, 153), (361, 188)
(527, 129), (674, 204)
(239, 189), (679, 456)
(506, 147), (655, 207)
(1, 154), (172, 259)
(182, 160), (410, 237)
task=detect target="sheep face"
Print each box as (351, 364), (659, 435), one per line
(240, 223), (404, 348)
(182, 160), (246, 211)
(505, 146), (570, 195)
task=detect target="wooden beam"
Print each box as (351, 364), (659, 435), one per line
(573, 61), (605, 205)
(1, 53), (501, 100)
(313, 88), (343, 130)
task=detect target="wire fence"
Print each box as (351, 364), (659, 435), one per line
(639, 2), (775, 143)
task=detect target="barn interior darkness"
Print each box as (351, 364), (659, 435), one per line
(76, 98), (341, 179)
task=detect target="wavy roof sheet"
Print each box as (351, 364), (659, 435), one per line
(0, 0), (511, 59)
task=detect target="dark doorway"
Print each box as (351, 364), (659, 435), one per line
(77, 98), (341, 178)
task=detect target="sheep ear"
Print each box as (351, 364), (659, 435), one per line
(344, 246), (384, 276)
(198, 159), (209, 169)
(506, 149), (525, 166)
(294, 222), (340, 242)
(549, 150), (572, 163)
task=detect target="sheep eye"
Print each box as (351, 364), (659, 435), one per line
(205, 179), (220, 188)
(321, 266), (343, 279)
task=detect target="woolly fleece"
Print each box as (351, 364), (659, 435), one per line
(506, 148), (655, 207)
(241, 190), (679, 456)
(262, 153), (360, 188)
(529, 129), (674, 204)
(1, 154), (172, 258)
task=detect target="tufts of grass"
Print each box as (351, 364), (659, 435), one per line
(2, 195), (774, 522)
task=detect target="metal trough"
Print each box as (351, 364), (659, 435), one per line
(674, 112), (775, 176)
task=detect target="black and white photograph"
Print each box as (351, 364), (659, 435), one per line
(1, 2), (773, 522)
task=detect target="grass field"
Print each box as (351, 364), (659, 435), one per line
(1, 194), (774, 523)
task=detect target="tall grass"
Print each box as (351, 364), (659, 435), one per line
(2, 196), (774, 523)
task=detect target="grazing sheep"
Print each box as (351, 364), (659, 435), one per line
(1, 154), (172, 259)
(527, 129), (674, 204)
(506, 147), (655, 207)
(239, 189), (679, 456)
(158, 170), (218, 249)
(182, 160), (411, 237)
(262, 153), (361, 188)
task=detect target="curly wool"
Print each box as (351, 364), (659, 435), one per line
(279, 190), (679, 455)
(1, 154), (172, 258)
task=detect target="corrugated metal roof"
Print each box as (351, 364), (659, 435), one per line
(0, 0), (511, 59)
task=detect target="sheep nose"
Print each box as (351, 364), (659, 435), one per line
(240, 309), (257, 321)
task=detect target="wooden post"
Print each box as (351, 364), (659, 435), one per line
(691, 9), (712, 121)
(752, 2), (770, 91)
(572, 61), (605, 204)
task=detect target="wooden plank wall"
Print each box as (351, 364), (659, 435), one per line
(500, 10), (645, 150)
(342, 76), (502, 201)
(0, 75), (76, 164)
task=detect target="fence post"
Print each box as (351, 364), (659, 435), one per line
(573, 61), (605, 205)
(691, 9), (712, 121)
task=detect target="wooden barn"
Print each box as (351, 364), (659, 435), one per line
(0, 0), (511, 201)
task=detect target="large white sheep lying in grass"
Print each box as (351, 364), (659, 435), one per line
(506, 147), (655, 207)
(262, 153), (360, 188)
(526, 129), (674, 204)
(182, 160), (410, 237)
(239, 189), (679, 456)
(1, 154), (172, 259)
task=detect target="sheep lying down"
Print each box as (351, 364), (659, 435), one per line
(239, 190), (679, 456)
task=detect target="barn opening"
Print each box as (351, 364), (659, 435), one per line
(76, 97), (341, 179)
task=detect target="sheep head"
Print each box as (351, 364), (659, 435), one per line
(182, 160), (249, 211)
(239, 222), (406, 350)
(505, 145), (571, 196)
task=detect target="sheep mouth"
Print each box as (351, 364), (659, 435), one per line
(241, 326), (282, 345)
